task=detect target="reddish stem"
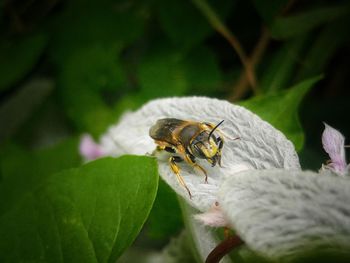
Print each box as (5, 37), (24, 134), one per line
(205, 235), (244, 263)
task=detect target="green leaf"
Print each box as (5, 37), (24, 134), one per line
(146, 179), (183, 240)
(270, 3), (350, 39)
(0, 137), (81, 215)
(0, 156), (158, 263)
(239, 76), (322, 151)
(157, 0), (234, 49)
(0, 78), (54, 143)
(260, 36), (308, 94)
(0, 34), (47, 92)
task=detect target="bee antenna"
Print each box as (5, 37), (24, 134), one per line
(208, 120), (224, 140)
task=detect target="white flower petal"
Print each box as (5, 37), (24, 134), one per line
(99, 97), (300, 211)
(219, 169), (350, 259)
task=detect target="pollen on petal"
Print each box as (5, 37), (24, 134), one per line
(79, 134), (106, 161)
(322, 123), (347, 174)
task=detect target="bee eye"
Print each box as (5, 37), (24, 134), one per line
(191, 142), (206, 159)
(210, 136), (218, 144)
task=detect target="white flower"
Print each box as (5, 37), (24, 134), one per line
(79, 96), (301, 261)
(219, 169), (350, 260)
(95, 97), (300, 211)
(79, 97), (350, 261)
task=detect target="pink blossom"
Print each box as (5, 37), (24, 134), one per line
(194, 202), (230, 228)
(322, 123), (348, 174)
(79, 134), (106, 161)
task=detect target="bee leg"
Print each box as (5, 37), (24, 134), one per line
(217, 136), (224, 167)
(153, 145), (176, 156)
(152, 145), (165, 155)
(217, 136), (224, 149)
(164, 146), (176, 153)
(217, 154), (222, 167)
(169, 156), (193, 199)
(155, 145), (169, 152)
(184, 154), (208, 183)
(195, 164), (208, 183)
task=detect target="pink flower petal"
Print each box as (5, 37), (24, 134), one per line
(194, 202), (230, 228)
(79, 134), (106, 161)
(322, 123), (347, 174)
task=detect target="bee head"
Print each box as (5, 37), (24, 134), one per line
(189, 120), (224, 166)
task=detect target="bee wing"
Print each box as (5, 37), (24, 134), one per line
(149, 118), (185, 144)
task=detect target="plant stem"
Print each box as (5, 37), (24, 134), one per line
(192, 0), (258, 95)
(229, 26), (270, 101)
(205, 235), (244, 263)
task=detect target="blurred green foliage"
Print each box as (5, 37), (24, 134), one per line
(1, 0), (350, 262)
(0, 78), (54, 142)
(0, 33), (47, 92)
(158, 0), (234, 50)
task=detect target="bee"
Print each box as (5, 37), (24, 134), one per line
(149, 118), (228, 198)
